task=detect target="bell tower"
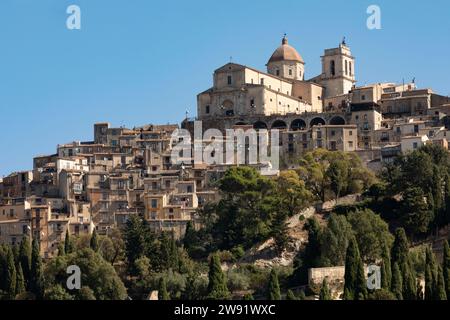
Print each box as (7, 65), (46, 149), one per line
(320, 38), (356, 98)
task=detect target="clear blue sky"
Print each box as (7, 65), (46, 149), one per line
(1, 0), (450, 176)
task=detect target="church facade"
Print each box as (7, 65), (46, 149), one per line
(196, 36), (356, 124)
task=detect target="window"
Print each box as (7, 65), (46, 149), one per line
(289, 69), (292, 76)
(260, 78), (264, 85)
(276, 70), (280, 76)
(187, 186), (193, 193)
(361, 95), (366, 101)
(330, 141), (337, 151)
(227, 75), (232, 85)
(317, 131), (322, 139)
(348, 141), (354, 148)
(414, 125), (419, 133)
(331, 130), (336, 136)
(250, 99), (255, 107)
(345, 60), (348, 75)
(10, 209), (14, 217)
(413, 142), (418, 149)
(349, 62), (352, 76)
(288, 143), (294, 153)
(349, 131), (353, 136)
(205, 105), (210, 114)
(151, 199), (158, 208)
(396, 127), (401, 134)
(330, 60), (336, 76)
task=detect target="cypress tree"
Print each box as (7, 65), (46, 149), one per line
(243, 293), (254, 300)
(380, 261), (388, 291)
(0, 245), (6, 291)
(391, 228), (408, 268)
(380, 241), (392, 290)
(286, 290), (298, 300)
(207, 253), (230, 300)
(90, 229), (99, 252)
(5, 247), (17, 300)
(443, 240), (450, 298)
(319, 279), (332, 300)
(30, 239), (44, 300)
(425, 265), (434, 300)
(391, 228), (416, 300)
(18, 237), (31, 288)
(344, 238), (367, 300)
(15, 263), (26, 296)
(267, 269), (281, 300)
(298, 290), (306, 300)
(436, 266), (447, 300)
(425, 247), (437, 300)
(402, 262), (417, 300)
(391, 263), (403, 300)
(57, 242), (65, 256)
(170, 233), (180, 271)
(183, 221), (196, 252)
(432, 166), (443, 212)
(158, 277), (170, 301)
(64, 231), (74, 254)
(12, 244), (20, 265)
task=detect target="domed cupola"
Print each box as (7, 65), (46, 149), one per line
(267, 35), (305, 81)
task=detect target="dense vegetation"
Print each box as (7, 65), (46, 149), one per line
(0, 147), (449, 300)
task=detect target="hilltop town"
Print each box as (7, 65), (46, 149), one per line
(1, 36), (449, 301)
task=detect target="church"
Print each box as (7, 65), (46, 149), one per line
(196, 35), (356, 125)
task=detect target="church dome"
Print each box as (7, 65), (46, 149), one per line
(267, 36), (304, 64)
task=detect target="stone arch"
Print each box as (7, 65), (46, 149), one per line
(222, 99), (234, 116)
(291, 119), (307, 131)
(253, 121), (268, 130)
(329, 116), (346, 125)
(310, 117), (326, 127)
(271, 120), (288, 130)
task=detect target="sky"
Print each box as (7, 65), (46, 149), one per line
(0, 0), (450, 176)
